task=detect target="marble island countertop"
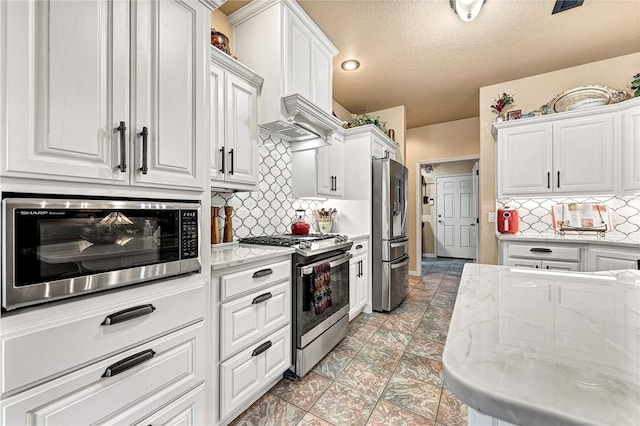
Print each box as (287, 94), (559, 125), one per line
(211, 243), (294, 270)
(496, 231), (640, 248)
(443, 264), (640, 426)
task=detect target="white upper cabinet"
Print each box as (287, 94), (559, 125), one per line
(229, 0), (338, 123)
(621, 98), (640, 193)
(1, 0), (212, 191)
(494, 100), (640, 198)
(210, 48), (263, 192)
(552, 114), (614, 193)
(291, 130), (344, 198)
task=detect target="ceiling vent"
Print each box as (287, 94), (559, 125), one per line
(552, 0), (584, 14)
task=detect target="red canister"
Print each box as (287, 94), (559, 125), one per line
(497, 207), (519, 234)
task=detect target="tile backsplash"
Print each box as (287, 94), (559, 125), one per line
(497, 195), (640, 238)
(211, 134), (322, 240)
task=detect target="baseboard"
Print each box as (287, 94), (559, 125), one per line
(422, 253), (436, 258)
(409, 270), (420, 276)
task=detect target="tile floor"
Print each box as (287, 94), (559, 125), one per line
(231, 257), (472, 426)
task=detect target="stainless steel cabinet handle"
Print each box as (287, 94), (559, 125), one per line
(251, 341), (272, 357)
(138, 127), (149, 174)
(229, 149), (234, 175)
(101, 304), (156, 326)
(117, 121), (127, 172)
(102, 349), (155, 378)
(220, 146), (225, 173)
(252, 292), (273, 304)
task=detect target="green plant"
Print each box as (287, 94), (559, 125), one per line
(345, 114), (386, 132)
(631, 73), (640, 97)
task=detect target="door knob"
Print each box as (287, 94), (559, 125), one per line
(438, 220), (444, 224)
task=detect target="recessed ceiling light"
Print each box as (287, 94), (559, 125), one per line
(341, 59), (360, 71)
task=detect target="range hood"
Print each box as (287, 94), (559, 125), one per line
(259, 94), (343, 152)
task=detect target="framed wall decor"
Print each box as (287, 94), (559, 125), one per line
(506, 109), (522, 120)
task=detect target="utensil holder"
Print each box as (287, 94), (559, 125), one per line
(318, 221), (332, 234)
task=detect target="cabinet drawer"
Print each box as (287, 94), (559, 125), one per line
(508, 244), (581, 262)
(134, 383), (206, 426)
(1, 322), (206, 426)
(220, 325), (291, 421)
(1, 281), (205, 395)
(220, 281), (291, 360)
(350, 239), (369, 256)
(220, 260), (291, 301)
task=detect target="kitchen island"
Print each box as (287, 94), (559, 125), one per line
(442, 264), (640, 426)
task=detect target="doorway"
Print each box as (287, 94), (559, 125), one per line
(415, 156), (479, 276)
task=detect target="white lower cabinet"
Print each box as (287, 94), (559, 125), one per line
(349, 239), (370, 320)
(1, 322), (206, 425)
(500, 240), (639, 272)
(214, 256), (293, 424)
(136, 383), (206, 426)
(587, 246), (639, 271)
(219, 325), (291, 420)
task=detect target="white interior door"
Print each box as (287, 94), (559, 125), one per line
(471, 162), (479, 263)
(436, 174), (475, 259)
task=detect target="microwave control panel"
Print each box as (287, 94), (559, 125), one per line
(181, 210), (199, 259)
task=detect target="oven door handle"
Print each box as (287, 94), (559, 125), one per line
(301, 253), (352, 276)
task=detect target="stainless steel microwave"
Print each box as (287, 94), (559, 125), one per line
(1, 197), (201, 311)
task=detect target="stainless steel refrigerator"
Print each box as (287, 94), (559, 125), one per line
(371, 158), (410, 312)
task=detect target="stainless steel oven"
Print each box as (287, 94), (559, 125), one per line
(293, 249), (351, 377)
(2, 196), (200, 311)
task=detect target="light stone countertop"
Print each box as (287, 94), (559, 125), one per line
(443, 264), (640, 426)
(496, 232), (640, 248)
(346, 233), (370, 242)
(211, 243), (294, 271)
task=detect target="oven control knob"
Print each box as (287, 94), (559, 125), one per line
(300, 241), (311, 249)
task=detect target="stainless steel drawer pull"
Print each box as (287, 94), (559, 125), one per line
(252, 292), (273, 304)
(252, 268), (273, 278)
(530, 248), (552, 253)
(117, 121), (127, 172)
(101, 304), (156, 326)
(102, 349), (155, 378)
(251, 341), (272, 357)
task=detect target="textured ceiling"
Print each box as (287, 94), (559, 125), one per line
(219, 0), (640, 128)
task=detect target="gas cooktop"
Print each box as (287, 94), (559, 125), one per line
(239, 234), (351, 256)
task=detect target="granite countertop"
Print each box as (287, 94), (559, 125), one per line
(496, 232), (640, 248)
(443, 264), (640, 426)
(211, 243), (294, 271)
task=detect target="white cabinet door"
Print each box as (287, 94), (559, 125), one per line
(331, 132), (345, 197)
(621, 101), (640, 193)
(541, 260), (581, 271)
(225, 73), (259, 185)
(135, 384), (205, 426)
(2, 0), (129, 184)
(132, 0), (206, 191)
(588, 247), (639, 271)
(553, 114), (614, 193)
(498, 123), (553, 197)
(316, 133), (344, 197)
(285, 10), (312, 100)
(358, 256), (369, 311)
(210, 61), (226, 182)
(312, 43), (333, 113)
(316, 144), (333, 196)
(349, 259), (360, 320)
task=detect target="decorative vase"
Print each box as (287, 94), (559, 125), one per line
(495, 112), (504, 123)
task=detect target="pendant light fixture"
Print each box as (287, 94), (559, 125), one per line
(450, 0), (486, 22)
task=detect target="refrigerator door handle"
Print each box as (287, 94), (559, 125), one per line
(391, 256), (409, 269)
(390, 240), (409, 249)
